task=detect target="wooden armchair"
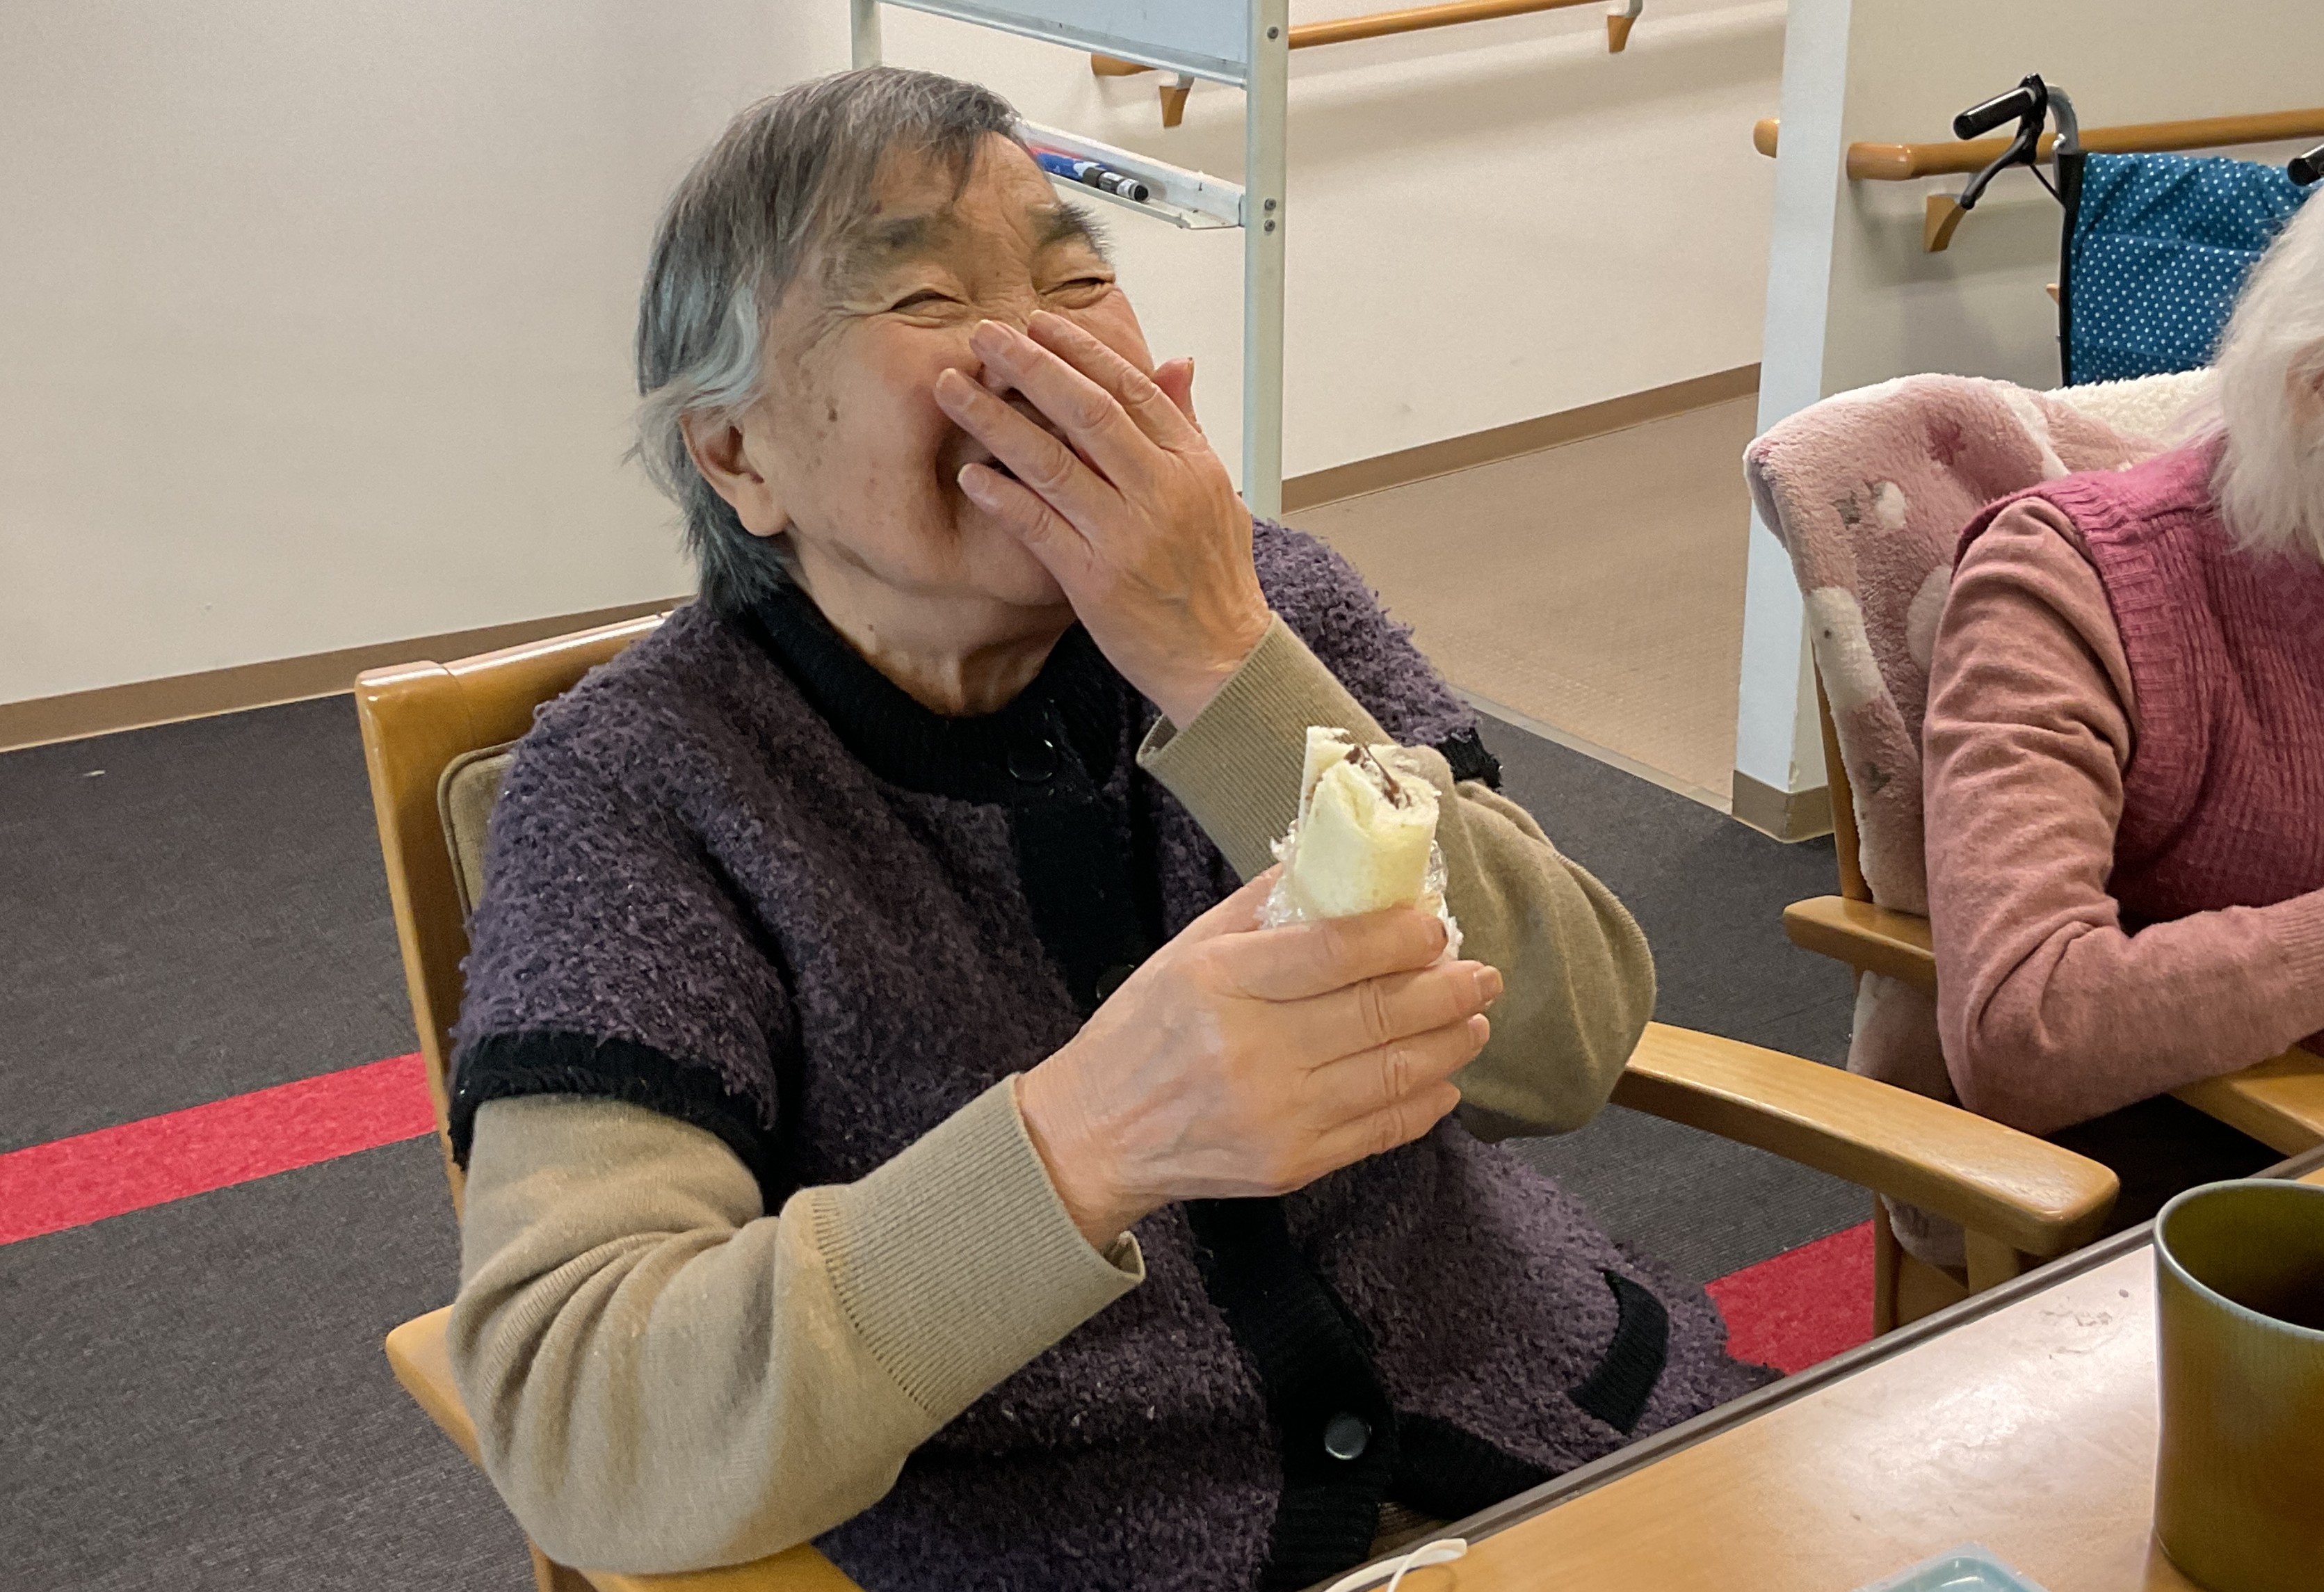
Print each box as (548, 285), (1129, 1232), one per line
(355, 618), (2119, 1592)
(1786, 678), (2324, 1326)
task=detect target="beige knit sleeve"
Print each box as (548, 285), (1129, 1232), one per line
(447, 1082), (1142, 1575)
(1138, 617), (1654, 1137)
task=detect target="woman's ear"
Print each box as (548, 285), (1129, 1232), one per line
(681, 410), (789, 540)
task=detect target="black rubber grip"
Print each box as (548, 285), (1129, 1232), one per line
(1954, 83), (2042, 140)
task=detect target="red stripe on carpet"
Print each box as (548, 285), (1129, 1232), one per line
(0, 1053), (435, 1245)
(1707, 1219), (1875, 1374)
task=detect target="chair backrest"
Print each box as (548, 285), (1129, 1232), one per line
(1746, 373), (2174, 914)
(1812, 675), (1871, 906)
(354, 613), (668, 1212)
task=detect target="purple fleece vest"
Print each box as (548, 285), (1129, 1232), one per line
(453, 523), (1759, 1591)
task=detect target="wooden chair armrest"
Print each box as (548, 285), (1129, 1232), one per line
(2172, 1045), (2324, 1157)
(1613, 1024), (2116, 1257)
(1781, 896), (1936, 989)
(385, 1310), (863, 1591)
(386, 1308), (483, 1467)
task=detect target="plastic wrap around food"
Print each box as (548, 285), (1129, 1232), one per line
(1261, 727), (1462, 959)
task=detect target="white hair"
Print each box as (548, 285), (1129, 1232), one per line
(2211, 193), (2324, 565)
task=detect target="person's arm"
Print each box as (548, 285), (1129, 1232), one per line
(1924, 504), (2324, 1136)
(449, 723), (1143, 1573)
(1140, 618), (1655, 1137)
(451, 1084), (1140, 1575)
(933, 310), (1648, 1133)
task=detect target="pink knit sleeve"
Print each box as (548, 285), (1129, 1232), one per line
(1923, 502), (2324, 1136)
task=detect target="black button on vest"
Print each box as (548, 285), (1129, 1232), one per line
(1322, 1412), (1370, 1462)
(1008, 734), (1060, 784)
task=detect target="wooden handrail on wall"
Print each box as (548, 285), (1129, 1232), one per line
(1754, 106), (2324, 180)
(1290, 0), (1625, 51)
(1097, 0), (1641, 127)
(1757, 105), (2324, 252)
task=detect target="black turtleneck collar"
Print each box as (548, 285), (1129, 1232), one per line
(740, 581), (1132, 805)
(739, 579), (1163, 1014)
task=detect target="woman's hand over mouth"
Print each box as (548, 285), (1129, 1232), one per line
(933, 312), (1272, 727)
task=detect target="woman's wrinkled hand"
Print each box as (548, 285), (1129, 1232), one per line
(1015, 871), (1503, 1250)
(933, 311), (1271, 728)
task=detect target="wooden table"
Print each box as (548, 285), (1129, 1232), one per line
(1427, 1161), (2324, 1592)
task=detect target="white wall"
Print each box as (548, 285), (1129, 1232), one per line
(1, 0), (1782, 707)
(906, 0), (1784, 483)
(1733, 0), (2324, 800)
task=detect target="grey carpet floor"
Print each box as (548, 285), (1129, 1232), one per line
(0, 696), (415, 1151)
(0, 1139), (526, 1589)
(1475, 715), (1866, 1283)
(0, 693), (1863, 1589)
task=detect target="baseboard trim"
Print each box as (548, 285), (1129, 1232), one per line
(1460, 691), (1731, 816)
(1730, 770), (1834, 843)
(0, 597), (684, 754)
(1281, 364), (1760, 512)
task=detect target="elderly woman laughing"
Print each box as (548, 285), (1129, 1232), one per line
(446, 67), (1759, 1591)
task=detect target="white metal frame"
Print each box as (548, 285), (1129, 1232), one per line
(850, 0), (1291, 517)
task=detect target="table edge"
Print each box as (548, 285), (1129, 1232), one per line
(1440, 1141), (2324, 1550)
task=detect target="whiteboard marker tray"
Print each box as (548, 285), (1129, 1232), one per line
(1019, 120), (1243, 230)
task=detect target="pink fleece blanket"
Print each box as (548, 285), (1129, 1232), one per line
(1745, 376), (2165, 915)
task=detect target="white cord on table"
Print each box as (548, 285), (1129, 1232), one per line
(1320, 1536), (1469, 1592)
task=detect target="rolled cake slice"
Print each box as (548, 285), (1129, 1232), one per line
(1284, 726), (1442, 919)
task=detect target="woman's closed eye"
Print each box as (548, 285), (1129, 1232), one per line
(889, 287), (966, 315)
(1046, 275), (1114, 304)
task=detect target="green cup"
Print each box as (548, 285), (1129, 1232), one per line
(2152, 1178), (2324, 1591)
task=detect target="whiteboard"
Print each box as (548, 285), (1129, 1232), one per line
(882, 1), (1251, 84)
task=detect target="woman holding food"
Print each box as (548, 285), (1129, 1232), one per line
(446, 67), (1759, 1591)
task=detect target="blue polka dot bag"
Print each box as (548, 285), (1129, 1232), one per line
(2063, 151), (2312, 385)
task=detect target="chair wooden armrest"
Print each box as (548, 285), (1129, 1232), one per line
(1613, 1024), (2116, 1260)
(385, 1310), (864, 1592)
(1784, 887), (2321, 1159)
(386, 1308), (485, 1468)
(2171, 1045), (2324, 1157)
(1780, 896), (1936, 990)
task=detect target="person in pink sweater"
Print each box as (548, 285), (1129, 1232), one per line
(1923, 196), (2324, 1216)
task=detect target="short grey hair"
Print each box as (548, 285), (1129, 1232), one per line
(2213, 194), (2324, 567)
(634, 68), (1023, 612)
